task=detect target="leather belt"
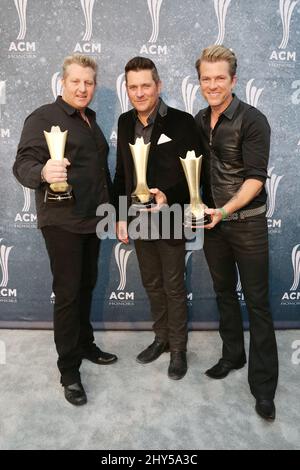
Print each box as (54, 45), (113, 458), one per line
(223, 204), (266, 221)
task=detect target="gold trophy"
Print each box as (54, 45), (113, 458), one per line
(129, 136), (154, 208)
(43, 125), (72, 202)
(180, 150), (210, 226)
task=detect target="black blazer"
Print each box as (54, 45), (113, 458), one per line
(113, 104), (201, 223)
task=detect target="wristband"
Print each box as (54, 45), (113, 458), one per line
(219, 207), (228, 220)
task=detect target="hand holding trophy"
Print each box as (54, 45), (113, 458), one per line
(180, 150), (211, 227)
(43, 126), (72, 202)
(129, 136), (155, 209)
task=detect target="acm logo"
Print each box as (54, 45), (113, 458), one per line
(109, 243), (135, 304)
(297, 136), (300, 154)
(266, 167), (283, 233)
(0, 80), (10, 140)
(236, 265), (246, 304)
(140, 0), (167, 56)
(109, 73), (129, 147)
(214, 0), (232, 45)
(245, 79), (264, 108)
(0, 81), (6, 119)
(74, 0), (101, 55)
(181, 76), (199, 115)
(51, 72), (63, 100)
(281, 244), (300, 304)
(50, 291), (55, 304)
(14, 185), (37, 228)
(0, 239), (17, 301)
(8, 0), (36, 57)
(269, 0), (299, 66)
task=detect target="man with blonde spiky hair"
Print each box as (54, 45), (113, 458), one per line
(195, 45), (278, 421)
(13, 54), (117, 406)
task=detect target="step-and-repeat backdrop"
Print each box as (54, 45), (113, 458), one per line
(0, 0), (299, 328)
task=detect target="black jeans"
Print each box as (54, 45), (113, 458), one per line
(134, 239), (187, 351)
(42, 226), (100, 386)
(204, 215), (278, 399)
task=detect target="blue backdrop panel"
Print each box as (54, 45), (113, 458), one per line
(0, 0), (299, 328)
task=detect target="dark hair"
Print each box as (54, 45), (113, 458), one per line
(195, 45), (237, 79)
(125, 56), (160, 83)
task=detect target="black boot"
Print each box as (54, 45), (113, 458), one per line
(205, 358), (246, 379)
(168, 351), (187, 380)
(136, 338), (169, 364)
(255, 399), (276, 421)
(64, 382), (87, 406)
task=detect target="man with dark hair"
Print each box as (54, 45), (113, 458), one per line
(194, 45), (278, 420)
(13, 54), (117, 406)
(114, 56), (201, 380)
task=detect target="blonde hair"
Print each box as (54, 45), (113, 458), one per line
(62, 54), (98, 83)
(195, 45), (237, 79)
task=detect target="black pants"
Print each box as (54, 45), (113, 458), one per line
(204, 215), (278, 399)
(42, 226), (100, 386)
(134, 239), (187, 351)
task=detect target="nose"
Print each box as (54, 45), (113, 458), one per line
(136, 86), (144, 98)
(78, 81), (87, 93)
(208, 79), (218, 89)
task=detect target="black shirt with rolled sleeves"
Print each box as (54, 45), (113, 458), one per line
(194, 94), (270, 210)
(13, 96), (111, 233)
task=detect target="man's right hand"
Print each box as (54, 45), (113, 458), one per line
(116, 221), (129, 244)
(203, 208), (223, 229)
(41, 158), (71, 184)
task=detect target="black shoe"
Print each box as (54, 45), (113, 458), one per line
(168, 351), (187, 380)
(64, 382), (87, 406)
(136, 338), (169, 364)
(82, 349), (118, 365)
(255, 399), (276, 421)
(205, 358), (246, 379)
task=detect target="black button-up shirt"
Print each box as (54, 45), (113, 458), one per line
(13, 96), (111, 232)
(133, 98), (167, 144)
(195, 94), (270, 209)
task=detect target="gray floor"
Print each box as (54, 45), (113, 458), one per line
(0, 329), (299, 450)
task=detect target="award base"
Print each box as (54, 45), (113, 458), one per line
(44, 186), (73, 204)
(183, 212), (212, 228)
(131, 195), (156, 210)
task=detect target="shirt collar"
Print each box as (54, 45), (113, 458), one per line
(56, 95), (95, 118)
(133, 97), (168, 124)
(221, 94), (239, 119)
